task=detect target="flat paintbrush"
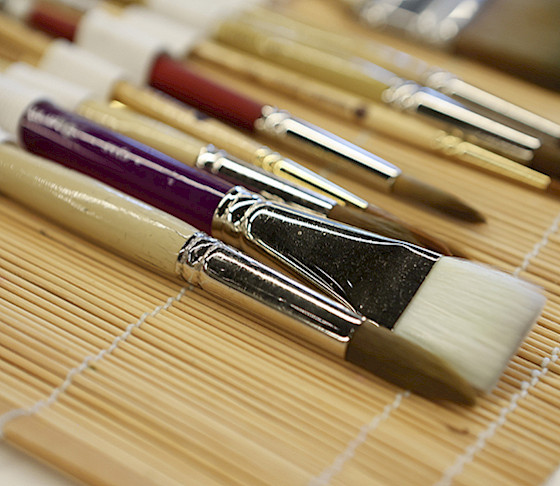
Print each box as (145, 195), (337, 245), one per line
(0, 136), (474, 403)
(0, 78), (546, 392)
(6, 3), (485, 222)
(0, 15), (453, 253)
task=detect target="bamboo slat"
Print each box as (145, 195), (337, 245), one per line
(1, 1), (560, 484)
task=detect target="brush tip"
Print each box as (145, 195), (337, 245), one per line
(392, 257), (546, 391)
(392, 174), (486, 223)
(346, 320), (477, 404)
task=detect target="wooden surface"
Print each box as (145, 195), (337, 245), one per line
(1, 1), (560, 484)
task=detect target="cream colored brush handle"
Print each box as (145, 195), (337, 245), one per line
(214, 19), (393, 101)
(0, 143), (191, 276)
(77, 99), (204, 165)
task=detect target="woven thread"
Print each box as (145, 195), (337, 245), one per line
(434, 209), (560, 486)
(0, 286), (190, 439)
(308, 391), (410, 486)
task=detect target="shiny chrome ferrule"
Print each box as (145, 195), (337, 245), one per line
(423, 68), (560, 142)
(177, 232), (365, 357)
(255, 105), (401, 191)
(382, 81), (541, 162)
(356, 0), (487, 47)
(195, 144), (335, 215)
(212, 187), (441, 328)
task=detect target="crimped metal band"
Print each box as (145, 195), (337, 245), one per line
(177, 232), (364, 356)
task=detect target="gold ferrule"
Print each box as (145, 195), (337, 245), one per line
(253, 146), (369, 209)
(434, 134), (551, 190)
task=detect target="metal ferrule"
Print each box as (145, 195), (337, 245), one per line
(382, 81), (541, 162)
(195, 144), (335, 215)
(212, 186), (441, 328)
(177, 232), (365, 357)
(255, 105), (401, 191)
(423, 68), (560, 142)
(357, 0), (486, 47)
(252, 146), (369, 210)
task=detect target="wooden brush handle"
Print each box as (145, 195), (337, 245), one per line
(0, 143), (193, 277)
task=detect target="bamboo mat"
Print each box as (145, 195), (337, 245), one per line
(1, 1), (560, 484)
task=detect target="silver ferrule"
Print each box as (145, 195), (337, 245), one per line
(177, 232), (365, 357)
(212, 187), (440, 328)
(255, 105), (401, 191)
(423, 68), (560, 142)
(383, 81), (540, 162)
(357, 0), (486, 47)
(195, 144), (335, 215)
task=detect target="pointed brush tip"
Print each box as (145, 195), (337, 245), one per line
(442, 203), (486, 224)
(391, 174), (486, 223)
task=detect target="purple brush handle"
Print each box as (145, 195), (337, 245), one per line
(19, 101), (232, 234)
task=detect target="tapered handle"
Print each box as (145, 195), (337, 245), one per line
(19, 101), (232, 234)
(0, 143), (192, 276)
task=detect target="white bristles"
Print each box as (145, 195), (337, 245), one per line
(392, 257), (545, 391)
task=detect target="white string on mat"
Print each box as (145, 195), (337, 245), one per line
(434, 208), (560, 486)
(513, 210), (560, 277)
(0, 286), (190, 439)
(308, 391), (410, 486)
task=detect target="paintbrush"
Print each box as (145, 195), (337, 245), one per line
(0, 135), (475, 403)
(336, 0), (560, 92)
(191, 41), (559, 197)
(0, 58), (455, 255)
(213, 13), (560, 180)
(0, 15), (456, 254)
(236, 6), (560, 152)
(2, 2), (485, 222)
(0, 78), (546, 391)
(211, 16), (542, 163)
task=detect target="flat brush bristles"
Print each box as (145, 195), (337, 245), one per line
(393, 257), (545, 391)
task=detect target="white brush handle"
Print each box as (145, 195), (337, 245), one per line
(0, 143), (192, 276)
(40, 40), (126, 102)
(76, 9), (166, 85)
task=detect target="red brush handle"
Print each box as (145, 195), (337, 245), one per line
(26, 3), (265, 132)
(150, 55), (264, 132)
(28, 1), (80, 41)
